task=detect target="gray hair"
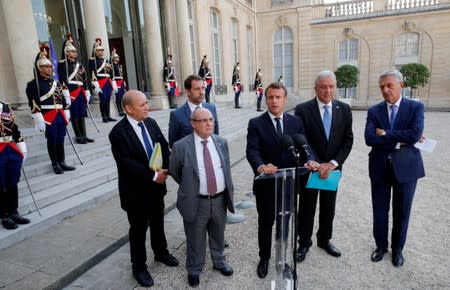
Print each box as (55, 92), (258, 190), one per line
(378, 69), (403, 82)
(314, 70), (336, 87)
(190, 107), (211, 120)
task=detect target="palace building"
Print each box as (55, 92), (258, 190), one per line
(1, 0), (449, 111)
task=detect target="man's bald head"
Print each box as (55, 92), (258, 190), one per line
(122, 90), (149, 121)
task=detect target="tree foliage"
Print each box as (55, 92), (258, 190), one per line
(335, 65), (359, 98)
(400, 63), (430, 98)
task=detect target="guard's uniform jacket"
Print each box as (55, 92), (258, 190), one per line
(58, 58), (89, 118)
(89, 56), (113, 102)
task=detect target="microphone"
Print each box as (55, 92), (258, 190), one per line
(280, 135), (299, 163)
(293, 134), (312, 157)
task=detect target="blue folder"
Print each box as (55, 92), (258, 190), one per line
(306, 170), (342, 191)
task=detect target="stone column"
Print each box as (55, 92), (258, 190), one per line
(82, 0), (109, 59)
(1, 0), (39, 104)
(175, 0), (193, 88)
(142, 0), (167, 109)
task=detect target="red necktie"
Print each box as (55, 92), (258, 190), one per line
(201, 140), (217, 196)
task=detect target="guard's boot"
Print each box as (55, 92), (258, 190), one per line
(80, 118), (94, 143)
(9, 210), (30, 225)
(234, 95), (241, 109)
(48, 144), (64, 174)
(72, 118), (87, 144)
(1, 213), (17, 230)
(106, 104), (117, 122)
(116, 101), (125, 116)
(56, 143), (75, 171)
(100, 102), (108, 122)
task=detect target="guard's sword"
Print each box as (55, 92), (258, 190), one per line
(21, 167), (42, 216)
(65, 127), (83, 165)
(86, 103), (100, 133)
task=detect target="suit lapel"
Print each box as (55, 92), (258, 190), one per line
(182, 102), (191, 121)
(186, 134), (199, 179)
(212, 135), (226, 171)
(263, 112), (280, 143)
(330, 100), (341, 140)
(310, 99), (327, 140)
(379, 102), (390, 129)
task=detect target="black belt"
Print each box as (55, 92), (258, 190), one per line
(198, 191), (224, 199)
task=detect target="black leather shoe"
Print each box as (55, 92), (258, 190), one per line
(155, 254), (179, 267)
(296, 246), (309, 262)
(10, 212), (30, 224)
(107, 116), (117, 122)
(2, 216), (18, 230)
(224, 239), (230, 248)
(318, 242), (341, 257)
(52, 164), (64, 174)
(84, 136), (95, 143)
(392, 252), (404, 267)
(188, 275), (200, 287)
(213, 264), (234, 276)
(257, 109), (264, 112)
(132, 269), (154, 287)
(235, 106), (242, 109)
(257, 259), (269, 278)
(371, 248), (387, 262)
(59, 162), (76, 171)
(76, 137), (87, 144)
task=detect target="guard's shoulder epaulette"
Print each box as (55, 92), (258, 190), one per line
(59, 59), (66, 63)
(90, 57), (95, 60)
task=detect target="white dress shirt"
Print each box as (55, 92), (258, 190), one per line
(316, 98), (338, 167)
(126, 115), (158, 181)
(267, 111), (284, 134)
(194, 133), (226, 196)
(188, 100), (202, 113)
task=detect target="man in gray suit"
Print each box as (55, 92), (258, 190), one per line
(169, 108), (235, 287)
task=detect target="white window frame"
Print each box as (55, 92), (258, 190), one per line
(211, 10), (222, 85)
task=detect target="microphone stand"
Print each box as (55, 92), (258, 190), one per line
(292, 152), (300, 289)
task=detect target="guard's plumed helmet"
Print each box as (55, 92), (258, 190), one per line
(35, 44), (52, 68)
(0, 101), (15, 125)
(91, 38), (104, 57)
(63, 33), (77, 56)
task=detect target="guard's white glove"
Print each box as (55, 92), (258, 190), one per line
(17, 141), (28, 164)
(62, 89), (71, 106)
(92, 81), (102, 94)
(64, 109), (71, 122)
(84, 90), (91, 103)
(32, 112), (46, 133)
(112, 80), (118, 93)
(165, 82), (170, 92)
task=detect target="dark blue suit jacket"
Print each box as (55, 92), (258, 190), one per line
(246, 112), (307, 193)
(365, 97), (425, 183)
(168, 101), (219, 147)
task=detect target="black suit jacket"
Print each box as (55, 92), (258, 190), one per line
(246, 112), (306, 193)
(109, 116), (170, 212)
(295, 98), (353, 169)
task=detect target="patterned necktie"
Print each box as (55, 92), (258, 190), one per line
(201, 140), (217, 196)
(389, 104), (397, 129)
(138, 122), (153, 160)
(323, 105), (331, 140)
(275, 117), (282, 137)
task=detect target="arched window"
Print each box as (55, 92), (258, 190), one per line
(211, 10), (222, 85)
(396, 32), (419, 58)
(273, 26), (293, 89)
(231, 19), (239, 65)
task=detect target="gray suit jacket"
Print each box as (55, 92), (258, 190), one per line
(169, 133), (234, 223)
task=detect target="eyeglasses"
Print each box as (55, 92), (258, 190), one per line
(192, 118), (215, 123)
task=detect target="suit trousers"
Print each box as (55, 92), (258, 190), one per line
(183, 194), (227, 276)
(297, 175), (337, 247)
(255, 178), (292, 260)
(371, 162), (416, 252)
(126, 197), (169, 271)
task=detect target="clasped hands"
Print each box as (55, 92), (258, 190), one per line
(305, 160), (336, 179)
(155, 169), (169, 184)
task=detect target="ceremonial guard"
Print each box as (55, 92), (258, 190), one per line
(232, 62), (241, 109)
(0, 102), (30, 230)
(163, 55), (178, 108)
(198, 55), (213, 103)
(111, 48), (126, 116)
(58, 34), (94, 144)
(89, 38), (116, 122)
(26, 46), (75, 174)
(253, 68), (264, 112)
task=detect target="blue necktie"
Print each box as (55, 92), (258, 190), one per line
(138, 122), (153, 159)
(275, 117), (282, 137)
(323, 105), (331, 140)
(389, 104), (397, 129)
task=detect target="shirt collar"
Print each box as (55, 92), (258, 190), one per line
(194, 132), (212, 144)
(386, 96), (402, 108)
(188, 100), (202, 112)
(316, 97), (332, 108)
(126, 115), (141, 127)
(268, 111), (283, 121)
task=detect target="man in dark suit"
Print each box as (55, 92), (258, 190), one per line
(365, 69), (425, 267)
(295, 70), (353, 262)
(109, 90), (179, 287)
(246, 82), (311, 279)
(168, 75), (219, 148)
(170, 108), (235, 287)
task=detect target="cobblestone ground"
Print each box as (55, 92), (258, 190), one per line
(68, 111), (450, 289)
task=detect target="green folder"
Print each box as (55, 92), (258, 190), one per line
(306, 170), (342, 191)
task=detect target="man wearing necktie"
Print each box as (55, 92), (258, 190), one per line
(170, 108), (235, 287)
(294, 70), (354, 262)
(246, 82), (311, 278)
(365, 70), (425, 267)
(109, 90), (178, 287)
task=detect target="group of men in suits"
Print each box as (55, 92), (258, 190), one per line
(109, 68), (424, 287)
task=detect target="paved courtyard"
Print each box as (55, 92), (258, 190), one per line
(64, 110), (450, 289)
